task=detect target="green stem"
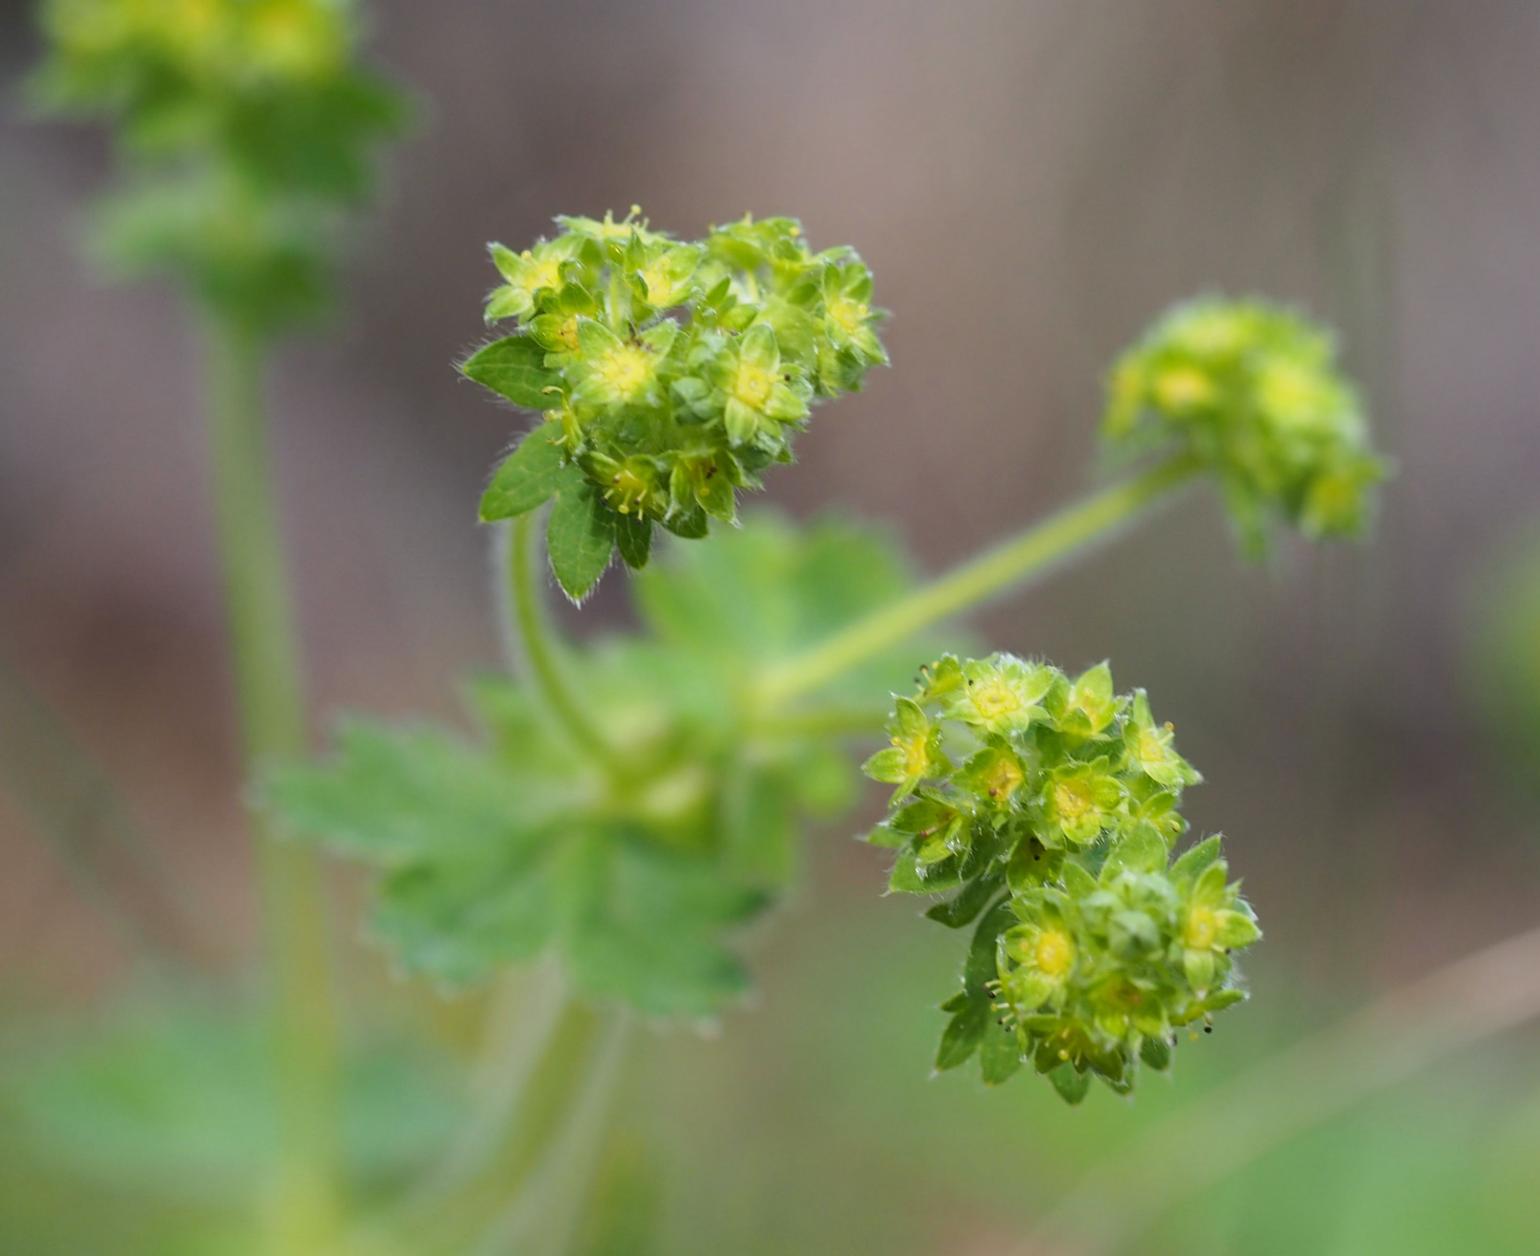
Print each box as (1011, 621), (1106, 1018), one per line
(202, 315), (340, 1251)
(756, 454), (1203, 706)
(499, 513), (624, 773)
(472, 1012), (632, 1256)
(397, 994), (614, 1255)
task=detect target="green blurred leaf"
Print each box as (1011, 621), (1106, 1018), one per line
(1048, 1061), (1090, 1105)
(262, 718), (554, 863)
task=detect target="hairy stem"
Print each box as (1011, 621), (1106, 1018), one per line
(756, 454), (1202, 706)
(1024, 921), (1540, 1254)
(203, 315), (340, 1251)
(497, 514), (623, 773)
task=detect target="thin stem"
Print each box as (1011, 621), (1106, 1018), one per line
(756, 454), (1203, 706)
(395, 994), (616, 1255)
(471, 1012), (632, 1256)
(747, 703), (891, 742)
(202, 315), (340, 1251)
(497, 514), (624, 774)
(391, 962), (569, 1217)
(1023, 921), (1540, 1255)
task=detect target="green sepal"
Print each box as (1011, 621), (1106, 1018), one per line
(1139, 1034), (1173, 1071)
(978, 1018), (1023, 1086)
(1101, 824), (1167, 876)
(1049, 1062), (1091, 1105)
(1172, 833), (1224, 880)
(546, 478), (616, 603)
(660, 507), (709, 539)
(461, 335), (563, 410)
(615, 512), (653, 569)
(478, 425), (568, 522)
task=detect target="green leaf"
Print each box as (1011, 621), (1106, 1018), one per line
(547, 479), (616, 602)
(461, 335), (562, 409)
(889, 848), (961, 895)
(479, 426), (569, 521)
(1049, 1062), (1091, 1105)
(560, 833), (769, 1017)
(371, 842), (563, 987)
(262, 719), (544, 863)
(615, 512), (653, 570)
(934, 999), (988, 1071)
(3, 993), (457, 1199)
(924, 872), (1003, 929)
(964, 900), (1014, 995)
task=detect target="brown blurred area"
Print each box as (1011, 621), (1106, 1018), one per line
(3, 0), (1538, 1010)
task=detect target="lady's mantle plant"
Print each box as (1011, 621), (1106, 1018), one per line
(272, 212), (1381, 1116)
(463, 210), (888, 598)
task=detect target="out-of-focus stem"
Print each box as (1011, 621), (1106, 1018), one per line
(203, 315), (340, 1252)
(756, 454), (1202, 706)
(497, 513), (624, 774)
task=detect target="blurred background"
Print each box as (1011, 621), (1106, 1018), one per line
(4, 1), (1540, 1252)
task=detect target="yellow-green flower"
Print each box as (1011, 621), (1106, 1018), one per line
(945, 655), (1053, 736)
(1038, 759), (1124, 846)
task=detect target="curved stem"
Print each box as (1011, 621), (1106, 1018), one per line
(471, 1011), (632, 1256)
(497, 514), (623, 774)
(202, 315), (340, 1250)
(756, 454), (1202, 706)
(1023, 921), (1540, 1255)
(391, 994), (617, 1255)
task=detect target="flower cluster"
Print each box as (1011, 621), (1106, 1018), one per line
(464, 211), (888, 596)
(1103, 297), (1385, 554)
(865, 654), (1259, 1100)
(34, 0), (405, 329)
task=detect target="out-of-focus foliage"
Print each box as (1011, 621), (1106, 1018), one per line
(1103, 297), (1386, 555)
(0, 990), (457, 1253)
(465, 212), (889, 599)
(32, 0), (407, 330)
(264, 514), (929, 1017)
(865, 655), (1258, 1100)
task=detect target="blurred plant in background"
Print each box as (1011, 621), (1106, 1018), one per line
(33, 0), (405, 328)
(25, 1), (408, 1250)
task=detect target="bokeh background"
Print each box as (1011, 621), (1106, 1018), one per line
(4, 2), (1540, 1252)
